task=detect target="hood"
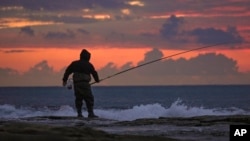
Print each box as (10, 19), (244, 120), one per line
(80, 49), (91, 61)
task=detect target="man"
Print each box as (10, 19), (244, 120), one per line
(62, 49), (100, 118)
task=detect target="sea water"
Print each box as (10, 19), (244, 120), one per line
(0, 85), (250, 121)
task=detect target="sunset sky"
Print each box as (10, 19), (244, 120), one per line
(1, 0), (250, 86)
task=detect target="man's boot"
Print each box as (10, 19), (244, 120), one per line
(88, 109), (98, 118)
(77, 109), (83, 117)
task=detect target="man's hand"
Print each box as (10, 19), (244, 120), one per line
(62, 81), (67, 86)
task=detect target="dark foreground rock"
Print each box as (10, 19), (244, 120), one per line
(115, 115), (250, 126)
(108, 115), (250, 141)
(1, 115), (249, 141)
(0, 121), (178, 141)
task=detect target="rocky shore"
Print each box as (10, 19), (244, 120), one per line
(0, 115), (250, 141)
(0, 121), (177, 141)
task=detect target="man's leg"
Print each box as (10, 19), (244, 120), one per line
(83, 86), (98, 118)
(84, 94), (97, 118)
(75, 96), (83, 117)
(74, 83), (84, 117)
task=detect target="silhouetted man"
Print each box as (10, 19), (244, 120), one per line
(62, 49), (100, 118)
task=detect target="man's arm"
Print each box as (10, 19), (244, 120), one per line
(92, 70), (100, 83)
(90, 64), (100, 83)
(62, 63), (74, 86)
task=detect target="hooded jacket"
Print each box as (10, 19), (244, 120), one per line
(62, 49), (99, 83)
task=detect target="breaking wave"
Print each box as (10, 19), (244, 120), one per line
(0, 99), (249, 121)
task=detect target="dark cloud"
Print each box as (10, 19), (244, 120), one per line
(158, 15), (245, 46)
(137, 48), (239, 76)
(0, 68), (19, 76)
(0, 1), (21, 7)
(120, 62), (133, 70)
(44, 30), (75, 40)
(170, 53), (238, 76)
(0, 60), (63, 86)
(0, 68), (21, 86)
(99, 62), (118, 77)
(190, 26), (244, 45)
(130, 0), (250, 19)
(1, 1), (249, 49)
(140, 32), (155, 38)
(0, 0), (129, 11)
(3, 49), (34, 53)
(77, 28), (90, 35)
(49, 15), (97, 24)
(138, 48), (163, 65)
(97, 48), (247, 85)
(160, 15), (185, 40)
(25, 60), (54, 76)
(91, 0), (128, 9)
(158, 15), (191, 45)
(20, 26), (35, 36)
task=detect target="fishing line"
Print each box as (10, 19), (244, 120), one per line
(90, 42), (233, 85)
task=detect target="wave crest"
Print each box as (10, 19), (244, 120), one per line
(0, 99), (248, 121)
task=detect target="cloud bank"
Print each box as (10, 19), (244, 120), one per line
(1, 0), (249, 49)
(1, 49), (249, 86)
(158, 15), (244, 46)
(1, 0), (250, 86)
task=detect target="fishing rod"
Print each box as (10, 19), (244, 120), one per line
(90, 42), (232, 85)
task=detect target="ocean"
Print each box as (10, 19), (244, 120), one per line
(1, 85), (250, 120)
(1, 85), (250, 141)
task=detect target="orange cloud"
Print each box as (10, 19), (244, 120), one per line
(0, 18), (59, 29)
(1, 47), (250, 86)
(216, 49), (250, 72)
(0, 47), (150, 73)
(1, 47), (250, 75)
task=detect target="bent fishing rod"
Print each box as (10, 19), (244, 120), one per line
(90, 42), (232, 85)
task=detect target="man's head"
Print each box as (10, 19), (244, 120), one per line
(80, 49), (91, 61)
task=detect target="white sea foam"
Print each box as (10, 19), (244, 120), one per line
(0, 99), (249, 121)
(97, 99), (248, 121)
